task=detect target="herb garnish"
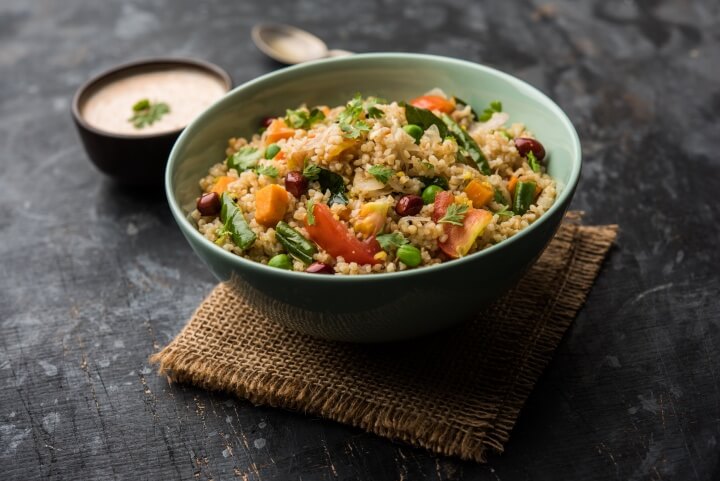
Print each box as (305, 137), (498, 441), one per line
(438, 203), (469, 226)
(363, 96), (386, 119)
(495, 205), (515, 218)
(285, 108), (325, 129)
(527, 150), (541, 172)
(302, 160), (321, 181)
(368, 165), (393, 183)
(306, 198), (316, 225)
(256, 165), (279, 178)
(493, 187), (507, 205)
(478, 101), (502, 122)
(338, 94), (384, 139)
(227, 147), (262, 171)
(376, 232), (409, 251)
(128, 99), (170, 129)
(340, 120), (370, 139)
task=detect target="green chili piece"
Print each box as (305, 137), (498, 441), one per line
(264, 143), (281, 159)
(268, 254), (293, 270)
(220, 193), (257, 250)
(440, 114), (491, 174)
(275, 222), (317, 265)
(513, 181), (537, 215)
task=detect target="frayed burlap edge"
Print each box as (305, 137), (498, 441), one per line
(151, 223), (617, 462)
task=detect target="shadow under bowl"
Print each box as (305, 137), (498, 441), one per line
(166, 53), (582, 342)
(72, 58), (232, 186)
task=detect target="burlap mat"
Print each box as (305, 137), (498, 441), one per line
(152, 216), (617, 462)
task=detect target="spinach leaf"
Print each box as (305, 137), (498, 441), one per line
(219, 193), (256, 250)
(417, 176), (449, 190)
(441, 114), (491, 174)
(318, 168), (349, 206)
(453, 96), (480, 120)
(403, 103), (449, 138)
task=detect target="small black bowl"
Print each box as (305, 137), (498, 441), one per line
(72, 58), (232, 186)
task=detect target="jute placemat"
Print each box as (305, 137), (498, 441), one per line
(152, 216), (617, 462)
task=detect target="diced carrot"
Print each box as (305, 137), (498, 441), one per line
(265, 118), (295, 143)
(464, 179), (494, 208)
(254, 184), (289, 227)
(210, 176), (234, 194)
(275, 150), (286, 160)
(320, 106), (331, 116)
(507, 175), (518, 196)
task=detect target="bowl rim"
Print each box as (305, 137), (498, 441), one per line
(71, 57), (233, 140)
(166, 52), (581, 282)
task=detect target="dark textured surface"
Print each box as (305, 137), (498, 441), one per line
(1, 0), (719, 480)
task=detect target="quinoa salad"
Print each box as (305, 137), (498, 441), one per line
(189, 90), (556, 275)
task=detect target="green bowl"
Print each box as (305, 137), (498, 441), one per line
(166, 53), (581, 342)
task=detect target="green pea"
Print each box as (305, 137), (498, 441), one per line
(397, 244), (422, 267)
(403, 124), (424, 143)
(421, 185), (444, 204)
(264, 143), (281, 159)
(268, 254), (293, 270)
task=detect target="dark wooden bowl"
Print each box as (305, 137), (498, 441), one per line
(71, 58), (232, 186)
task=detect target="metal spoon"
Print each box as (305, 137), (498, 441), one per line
(251, 24), (352, 65)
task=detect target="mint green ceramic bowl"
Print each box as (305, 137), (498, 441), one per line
(166, 53), (581, 342)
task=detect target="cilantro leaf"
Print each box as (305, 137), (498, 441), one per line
(368, 165), (393, 183)
(306, 198), (316, 225)
(227, 147), (262, 171)
(128, 99), (170, 129)
(364, 96), (386, 119)
(302, 160), (321, 181)
(376, 232), (409, 251)
(527, 150), (541, 172)
(340, 119), (370, 139)
(495, 205), (515, 217)
(478, 100), (503, 122)
(285, 107), (325, 129)
(438, 203), (468, 226)
(256, 165), (278, 178)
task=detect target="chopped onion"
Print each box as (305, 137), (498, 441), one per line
(353, 171), (386, 192)
(472, 112), (510, 133)
(424, 87), (450, 99)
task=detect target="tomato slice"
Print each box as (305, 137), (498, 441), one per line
(409, 95), (456, 114)
(305, 203), (381, 265)
(432, 191), (455, 222)
(439, 208), (493, 259)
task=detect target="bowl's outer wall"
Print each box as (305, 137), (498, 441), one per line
(168, 55), (580, 342)
(74, 117), (179, 185)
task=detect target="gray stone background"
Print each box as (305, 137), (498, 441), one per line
(1, 0), (719, 480)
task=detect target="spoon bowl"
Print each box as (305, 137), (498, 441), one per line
(251, 24), (351, 64)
